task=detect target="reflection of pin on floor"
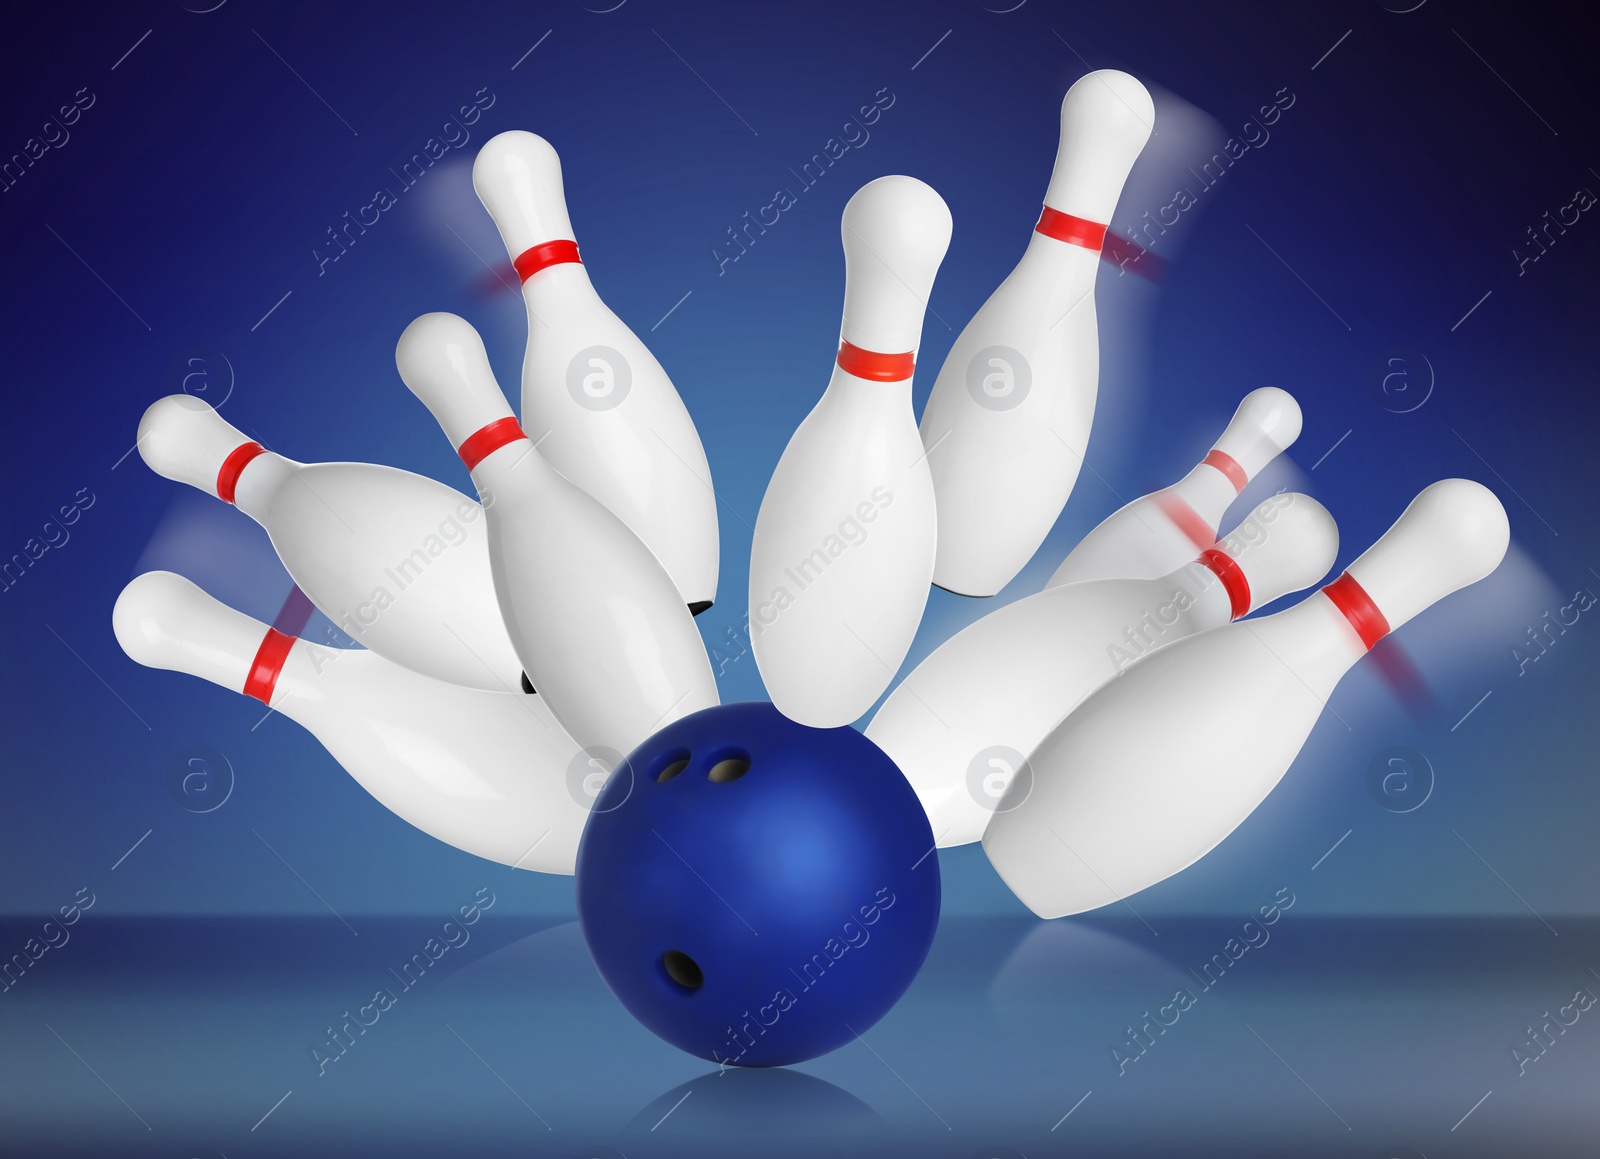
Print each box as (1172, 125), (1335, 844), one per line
(988, 919), (1185, 1021)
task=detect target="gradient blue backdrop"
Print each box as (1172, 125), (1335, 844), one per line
(4, 0), (1592, 920)
(2, 2), (1597, 1153)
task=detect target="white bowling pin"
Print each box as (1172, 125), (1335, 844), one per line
(474, 130), (719, 612)
(397, 312), (718, 755)
(137, 395), (523, 693)
(921, 70), (1155, 597)
(869, 492), (1336, 847)
(748, 176), (951, 728)
(1046, 387), (1303, 588)
(113, 571), (589, 874)
(983, 479), (1510, 918)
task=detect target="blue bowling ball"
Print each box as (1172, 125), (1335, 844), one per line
(575, 702), (940, 1066)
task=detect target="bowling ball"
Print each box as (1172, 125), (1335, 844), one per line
(575, 701), (940, 1067)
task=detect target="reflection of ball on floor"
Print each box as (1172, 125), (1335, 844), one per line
(576, 702), (940, 1067)
(622, 1067), (884, 1152)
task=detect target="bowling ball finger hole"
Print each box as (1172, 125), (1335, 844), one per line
(706, 753), (750, 784)
(660, 950), (704, 991)
(653, 750), (692, 783)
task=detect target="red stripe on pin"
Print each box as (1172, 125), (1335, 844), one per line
(457, 417), (527, 470)
(1198, 548), (1251, 619)
(837, 341), (915, 382)
(216, 442), (266, 504)
(1203, 449), (1248, 493)
(513, 240), (582, 282)
(1322, 571), (1390, 651)
(1154, 491), (1217, 552)
(1034, 206), (1108, 251)
(243, 627), (296, 704)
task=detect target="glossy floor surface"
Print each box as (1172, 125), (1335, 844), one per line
(4, 914), (1596, 1156)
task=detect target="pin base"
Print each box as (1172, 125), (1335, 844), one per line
(520, 672), (536, 695)
(688, 600), (713, 617)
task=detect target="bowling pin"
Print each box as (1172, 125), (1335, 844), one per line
(113, 571), (590, 874)
(920, 70), (1155, 597)
(397, 312), (718, 755)
(137, 395), (523, 693)
(1046, 387), (1303, 588)
(870, 492), (1336, 847)
(474, 130), (719, 612)
(983, 479), (1510, 918)
(748, 176), (951, 728)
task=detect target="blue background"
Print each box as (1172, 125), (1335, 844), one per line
(2, 1), (1596, 1154)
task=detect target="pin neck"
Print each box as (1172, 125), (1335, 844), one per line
(836, 340), (915, 383)
(216, 442), (267, 505)
(1197, 548), (1251, 619)
(1202, 449), (1247, 493)
(1034, 206), (1108, 252)
(1153, 490), (1217, 554)
(514, 240), (582, 283)
(458, 417), (527, 470)
(244, 627), (296, 704)
(1322, 572), (1390, 651)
